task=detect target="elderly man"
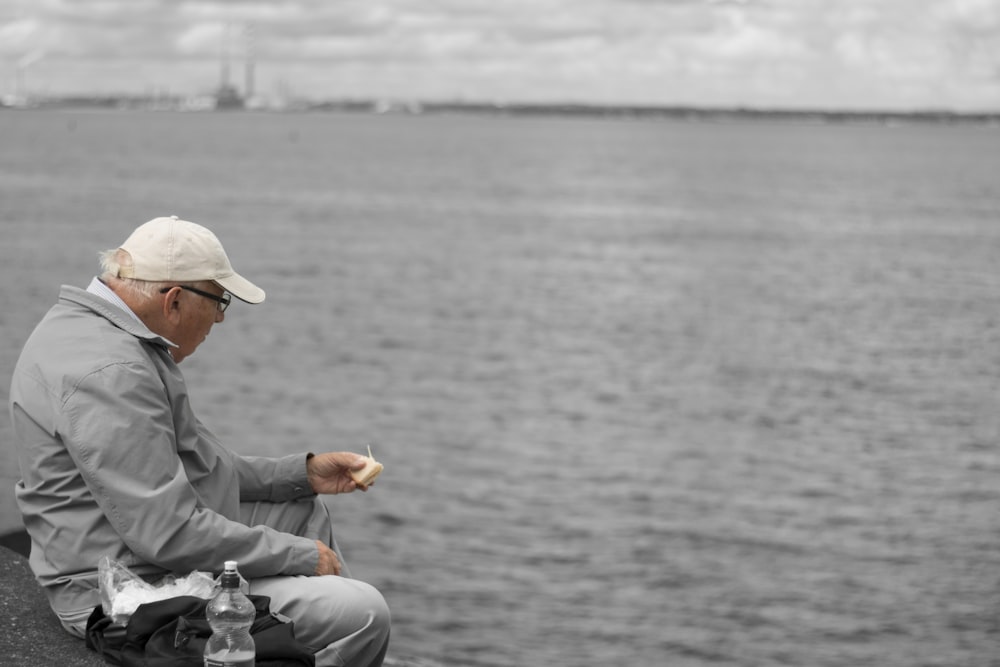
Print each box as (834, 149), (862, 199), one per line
(9, 216), (390, 666)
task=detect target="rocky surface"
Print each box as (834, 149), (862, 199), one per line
(0, 538), (105, 666)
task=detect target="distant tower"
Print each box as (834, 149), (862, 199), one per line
(244, 23), (255, 101)
(215, 23), (243, 109)
(219, 24), (231, 89)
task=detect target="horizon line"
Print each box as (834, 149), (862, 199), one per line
(5, 92), (1000, 120)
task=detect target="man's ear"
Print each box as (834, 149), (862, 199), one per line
(161, 287), (183, 324)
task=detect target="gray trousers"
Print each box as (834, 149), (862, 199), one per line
(240, 497), (391, 667)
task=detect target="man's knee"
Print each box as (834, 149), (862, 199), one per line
(324, 578), (390, 639)
(311, 578), (390, 666)
(255, 575), (390, 664)
(365, 582), (391, 640)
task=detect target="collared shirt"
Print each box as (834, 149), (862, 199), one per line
(8, 285), (318, 626)
(85, 276), (142, 324)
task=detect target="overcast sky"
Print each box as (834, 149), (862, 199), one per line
(1, 0), (998, 111)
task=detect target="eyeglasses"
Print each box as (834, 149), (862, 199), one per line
(159, 285), (231, 313)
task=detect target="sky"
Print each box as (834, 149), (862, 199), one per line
(1, 0), (998, 112)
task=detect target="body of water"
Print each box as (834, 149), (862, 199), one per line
(1, 110), (999, 666)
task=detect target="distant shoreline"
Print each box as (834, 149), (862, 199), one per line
(3, 95), (999, 125)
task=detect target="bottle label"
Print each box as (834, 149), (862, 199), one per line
(204, 653), (254, 667)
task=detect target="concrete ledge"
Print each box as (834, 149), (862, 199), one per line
(0, 531), (105, 666)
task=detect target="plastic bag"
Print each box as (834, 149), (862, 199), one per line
(98, 556), (216, 625)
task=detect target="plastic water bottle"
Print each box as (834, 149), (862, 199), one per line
(204, 560), (255, 667)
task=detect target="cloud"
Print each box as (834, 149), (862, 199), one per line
(0, 18), (44, 56)
(175, 22), (229, 56)
(0, 0), (997, 110)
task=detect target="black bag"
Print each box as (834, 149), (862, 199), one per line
(85, 594), (315, 666)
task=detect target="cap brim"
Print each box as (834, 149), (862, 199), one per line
(215, 272), (266, 304)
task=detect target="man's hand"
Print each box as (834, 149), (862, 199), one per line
(314, 540), (342, 576)
(306, 451), (370, 494)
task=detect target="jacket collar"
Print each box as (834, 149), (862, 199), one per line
(58, 285), (178, 350)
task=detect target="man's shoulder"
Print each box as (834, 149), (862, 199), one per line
(15, 295), (164, 388)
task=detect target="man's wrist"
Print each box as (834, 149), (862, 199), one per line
(305, 453), (317, 493)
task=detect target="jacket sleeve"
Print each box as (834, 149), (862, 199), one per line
(59, 360), (318, 579)
(230, 452), (316, 503)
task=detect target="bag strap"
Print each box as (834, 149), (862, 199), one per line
(84, 604), (125, 665)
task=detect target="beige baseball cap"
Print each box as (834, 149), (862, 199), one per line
(117, 216), (265, 304)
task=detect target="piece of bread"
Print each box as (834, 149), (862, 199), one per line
(350, 445), (383, 486)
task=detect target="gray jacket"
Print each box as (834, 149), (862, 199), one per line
(9, 285), (318, 621)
